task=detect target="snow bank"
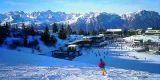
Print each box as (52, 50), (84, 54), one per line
(124, 35), (160, 42)
(0, 48), (87, 66)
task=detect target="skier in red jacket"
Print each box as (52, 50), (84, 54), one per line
(98, 59), (106, 76)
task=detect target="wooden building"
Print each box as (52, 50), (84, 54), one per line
(145, 30), (160, 35)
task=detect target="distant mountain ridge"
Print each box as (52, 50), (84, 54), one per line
(0, 10), (160, 31)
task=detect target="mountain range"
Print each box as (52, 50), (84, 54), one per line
(0, 10), (160, 31)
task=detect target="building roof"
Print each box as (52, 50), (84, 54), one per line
(68, 44), (78, 47)
(145, 30), (160, 34)
(147, 28), (152, 30)
(106, 29), (122, 32)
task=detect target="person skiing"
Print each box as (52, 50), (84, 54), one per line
(98, 59), (106, 76)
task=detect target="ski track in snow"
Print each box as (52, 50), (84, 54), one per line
(0, 65), (108, 80)
(0, 65), (160, 80)
(75, 47), (160, 73)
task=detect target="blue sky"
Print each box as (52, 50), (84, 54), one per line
(0, 0), (160, 14)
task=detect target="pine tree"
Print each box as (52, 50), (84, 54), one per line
(41, 27), (50, 45)
(79, 29), (85, 35)
(58, 25), (67, 39)
(4, 22), (10, 37)
(50, 36), (57, 45)
(123, 29), (128, 37)
(0, 22), (11, 45)
(22, 23), (27, 36)
(98, 27), (106, 34)
(89, 30), (98, 35)
(52, 23), (58, 33)
(66, 25), (72, 35)
(72, 31), (77, 34)
(30, 26), (36, 36)
(0, 25), (4, 45)
(23, 35), (28, 47)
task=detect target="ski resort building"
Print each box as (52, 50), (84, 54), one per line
(102, 29), (123, 40)
(127, 29), (142, 35)
(106, 29), (122, 34)
(133, 39), (143, 46)
(67, 45), (80, 52)
(66, 40), (93, 47)
(82, 36), (104, 43)
(52, 45), (81, 60)
(145, 30), (160, 35)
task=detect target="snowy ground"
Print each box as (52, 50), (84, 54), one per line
(124, 35), (160, 43)
(0, 65), (107, 80)
(1, 46), (160, 80)
(74, 47), (160, 73)
(0, 35), (160, 80)
(0, 47), (109, 80)
(73, 35), (160, 79)
(1, 65), (160, 80)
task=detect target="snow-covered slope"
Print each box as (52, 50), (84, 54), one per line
(1, 47), (160, 80)
(74, 47), (160, 73)
(0, 47), (109, 80)
(122, 10), (160, 28)
(1, 34), (160, 79)
(0, 47), (87, 66)
(0, 10), (80, 25)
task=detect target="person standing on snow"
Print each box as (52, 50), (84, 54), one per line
(98, 59), (106, 76)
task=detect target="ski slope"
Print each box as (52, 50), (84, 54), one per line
(0, 35), (160, 80)
(0, 47), (160, 80)
(0, 47), (109, 80)
(1, 65), (160, 80)
(75, 48), (160, 73)
(0, 65), (109, 80)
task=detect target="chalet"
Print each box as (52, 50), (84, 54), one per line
(102, 29), (123, 40)
(98, 34), (105, 37)
(133, 39), (143, 46)
(52, 45), (81, 60)
(145, 30), (160, 35)
(143, 40), (160, 51)
(67, 44), (81, 56)
(66, 40), (92, 47)
(82, 35), (104, 43)
(127, 29), (142, 35)
(154, 51), (160, 55)
(135, 46), (149, 52)
(147, 28), (152, 30)
(136, 29), (142, 35)
(67, 45), (80, 52)
(106, 29), (122, 34)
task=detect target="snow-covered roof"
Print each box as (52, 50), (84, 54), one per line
(98, 34), (104, 37)
(124, 35), (160, 43)
(147, 28), (152, 30)
(68, 44), (78, 47)
(145, 30), (160, 34)
(106, 29), (122, 32)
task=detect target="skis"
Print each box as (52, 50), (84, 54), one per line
(101, 68), (107, 76)
(100, 68), (111, 80)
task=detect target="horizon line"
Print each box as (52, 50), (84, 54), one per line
(0, 10), (160, 15)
